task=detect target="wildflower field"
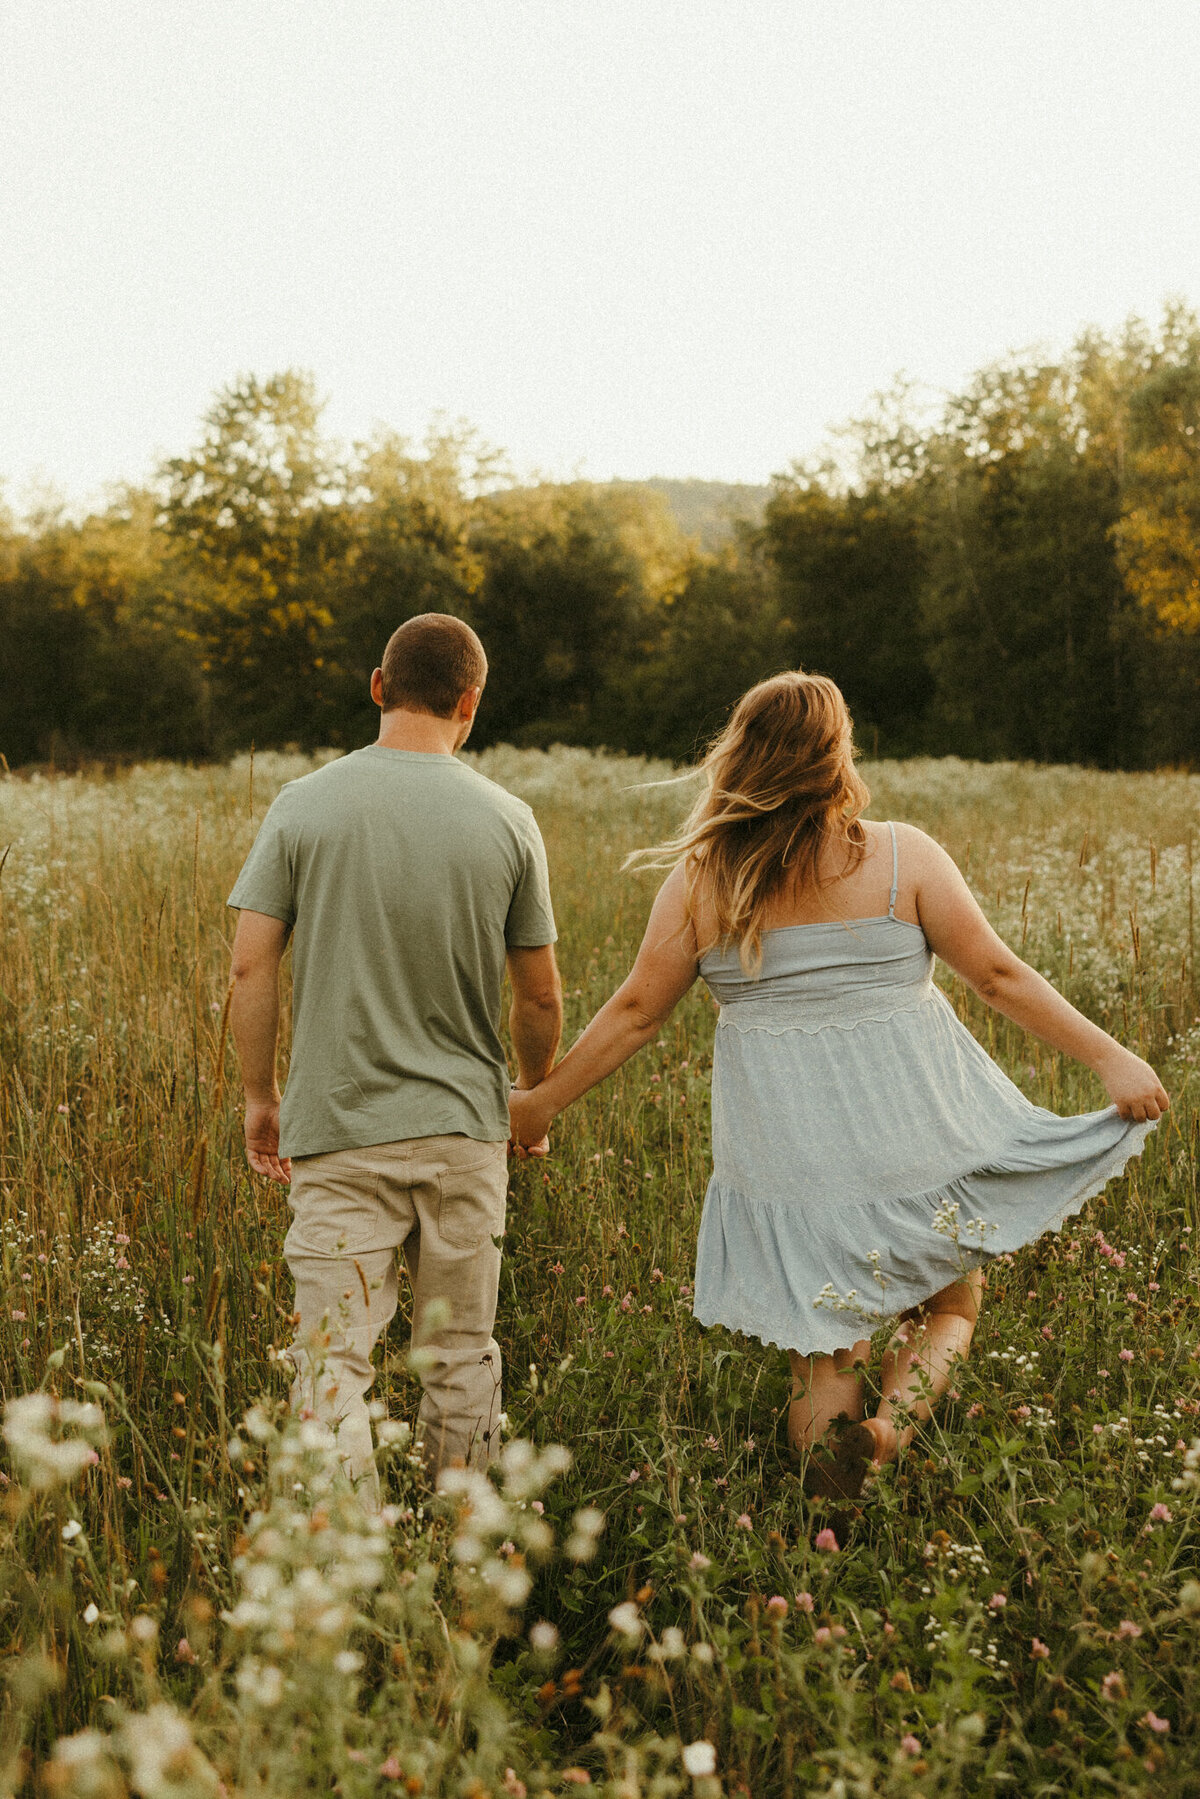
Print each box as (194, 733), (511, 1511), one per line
(2, 745), (1199, 1798)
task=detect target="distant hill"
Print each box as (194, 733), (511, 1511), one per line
(606, 477), (771, 551)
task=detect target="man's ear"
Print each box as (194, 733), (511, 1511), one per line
(370, 668), (385, 709)
(460, 685), (483, 721)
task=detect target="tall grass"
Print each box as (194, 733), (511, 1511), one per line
(1, 747), (1198, 1795)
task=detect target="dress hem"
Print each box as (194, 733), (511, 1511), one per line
(691, 1117), (1154, 1357)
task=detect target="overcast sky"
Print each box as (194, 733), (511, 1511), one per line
(3, 1), (1200, 508)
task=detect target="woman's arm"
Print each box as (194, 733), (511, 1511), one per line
(509, 864), (700, 1146)
(908, 826), (1168, 1124)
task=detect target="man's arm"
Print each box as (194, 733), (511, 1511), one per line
(229, 909), (292, 1183)
(507, 944), (564, 1091)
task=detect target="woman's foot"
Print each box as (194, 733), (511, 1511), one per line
(801, 1418), (876, 1502)
(861, 1414), (903, 1467)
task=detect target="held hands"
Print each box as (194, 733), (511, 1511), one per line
(1098, 1047), (1169, 1124)
(509, 1085), (555, 1159)
(244, 1095), (292, 1184)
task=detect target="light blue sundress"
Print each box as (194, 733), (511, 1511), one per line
(692, 824), (1156, 1355)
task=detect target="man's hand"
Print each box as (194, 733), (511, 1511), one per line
(509, 1085), (552, 1159)
(244, 1096), (292, 1184)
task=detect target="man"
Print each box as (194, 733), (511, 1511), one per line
(227, 613), (562, 1500)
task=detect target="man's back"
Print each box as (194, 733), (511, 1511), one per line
(228, 745), (556, 1157)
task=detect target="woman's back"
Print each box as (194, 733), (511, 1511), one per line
(690, 819), (919, 956)
(699, 822), (931, 1022)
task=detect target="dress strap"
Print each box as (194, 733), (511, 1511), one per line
(886, 822), (899, 918)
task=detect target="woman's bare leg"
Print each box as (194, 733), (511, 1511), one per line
(863, 1269), (984, 1465)
(788, 1339), (871, 1455)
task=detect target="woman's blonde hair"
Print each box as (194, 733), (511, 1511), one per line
(632, 670), (871, 971)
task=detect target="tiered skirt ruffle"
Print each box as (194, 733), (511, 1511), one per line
(693, 1107), (1155, 1355)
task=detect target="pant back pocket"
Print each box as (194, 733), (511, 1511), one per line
(436, 1143), (508, 1249)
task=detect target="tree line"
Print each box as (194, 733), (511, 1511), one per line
(4, 303), (1200, 771)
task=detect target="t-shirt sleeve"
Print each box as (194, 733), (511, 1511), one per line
(226, 795), (298, 925)
(505, 817), (557, 948)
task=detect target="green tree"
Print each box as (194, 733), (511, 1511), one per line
(0, 491), (206, 766)
(915, 359), (1133, 763)
(1112, 348), (1200, 635)
(763, 477), (932, 755)
(914, 329), (1200, 768)
(160, 371), (347, 746)
(318, 426), (493, 743)
(609, 537), (790, 762)
(468, 484), (686, 748)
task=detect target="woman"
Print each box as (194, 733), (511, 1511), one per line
(508, 673), (1168, 1500)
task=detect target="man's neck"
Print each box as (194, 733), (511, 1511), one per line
(375, 708), (463, 755)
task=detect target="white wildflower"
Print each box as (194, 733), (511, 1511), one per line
(608, 1601), (641, 1641)
(682, 1740), (717, 1777)
(241, 1405), (273, 1443)
(119, 1703), (220, 1797)
(296, 1418), (337, 1455)
(812, 1280), (878, 1318)
(482, 1559), (532, 1608)
(48, 1727), (118, 1798)
(4, 1394), (105, 1490)
(566, 1504), (605, 1561)
(1172, 1439), (1200, 1492)
(649, 1625), (687, 1661)
(376, 1418), (411, 1448)
(236, 1658), (284, 1708)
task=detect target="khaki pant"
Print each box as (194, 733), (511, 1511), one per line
(283, 1134), (508, 1502)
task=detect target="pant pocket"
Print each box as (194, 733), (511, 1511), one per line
(436, 1144), (508, 1249)
(284, 1150), (382, 1259)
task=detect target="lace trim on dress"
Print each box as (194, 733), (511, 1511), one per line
(716, 984), (936, 1037)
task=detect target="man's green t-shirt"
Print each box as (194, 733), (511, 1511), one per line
(227, 746), (557, 1158)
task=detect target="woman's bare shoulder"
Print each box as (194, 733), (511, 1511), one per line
(678, 859), (719, 949)
(887, 819), (967, 890)
(643, 861), (698, 934)
(858, 817), (920, 874)
(657, 860), (691, 907)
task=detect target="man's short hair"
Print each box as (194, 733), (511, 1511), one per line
(378, 614), (487, 717)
